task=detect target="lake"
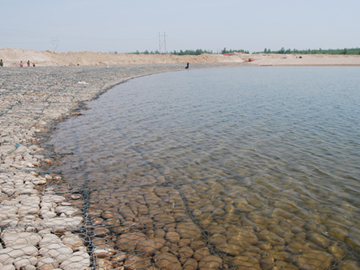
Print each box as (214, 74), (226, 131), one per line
(48, 66), (360, 269)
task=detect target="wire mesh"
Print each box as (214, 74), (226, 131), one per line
(2, 171), (360, 270)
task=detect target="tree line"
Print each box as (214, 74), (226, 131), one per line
(126, 47), (249, 55)
(114, 47), (360, 55)
(260, 47), (360, 55)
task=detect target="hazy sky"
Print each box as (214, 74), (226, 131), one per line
(1, 0), (359, 53)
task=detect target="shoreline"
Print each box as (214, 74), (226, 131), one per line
(0, 63), (246, 269)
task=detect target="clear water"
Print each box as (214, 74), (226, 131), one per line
(48, 66), (360, 268)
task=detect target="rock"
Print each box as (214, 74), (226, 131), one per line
(193, 247), (210, 261)
(60, 251), (90, 270)
(93, 247), (116, 259)
(338, 260), (360, 270)
(92, 218), (104, 225)
(178, 246), (194, 258)
(61, 232), (84, 251)
(178, 238), (191, 247)
(110, 253), (127, 263)
(258, 229), (285, 246)
(42, 216), (83, 232)
(19, 265), (37, 270)
(183, 258), (198, 270)
(124, 255), (151, 270)
(272, 208), (294, 219)
(135, 239), (157, 255)
(17, 205), (39, 215)
(209, 234), (227, 245)
(2, 231), (42, 247)
(307, 232), (330, 249)
(1, 265), (15, 270)
(295, 250), (333, 270)
(93, 227), (110, 237)
(177, 223), (202, 239)
(328, 243), (347, 260)
(154, 229), (166, 238)
(230, 255), (261, 269)
(199, 204), (215, 213)
(166, 231), (180, 242)
(216, 242), (243, 256)
(13, 256), (38, 268)
(55, 206), (81, 217)
(116, 232), (147, 252)
(260, 257), (275, 270)
(0, 205), (18, 219)
(71, 194), (82, 200)
(154, 252), (182, 269)
(39, 233), (61, 247)
(345, 235), (360, 253)
(190, 240), (207, 250)
(0, 245), (38, 264)
(39, 242), (73, 263)
(41, 195), (66, 203)
(0, 218), (19, 227)
(328, 227), (347, 242)
(153, 214), (175, 224)
(256, 241), (272, 250)
(153, 238), (166, 249)
(37, 257), (59, 270)
(207, 225), (227, 234)
(248, 211), (268, 224)
(97, 259), (113, 269)
(199, 255), (222, 269)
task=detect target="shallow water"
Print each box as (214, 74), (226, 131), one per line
(48, 66), (360, 269)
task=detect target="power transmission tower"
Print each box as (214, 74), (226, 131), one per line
(158, 32), (167, 54)
(52, 37), (60, 52)
(158, 32), (161, 54)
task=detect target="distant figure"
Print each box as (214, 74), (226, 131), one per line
(20, 61), (23, 67)
(185, 62), (189, 69)
(33, 63), (36, 67)
(0, 59), (3, 67)
(27, 60), (30, 67)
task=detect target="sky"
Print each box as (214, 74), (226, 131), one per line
(1, 0), (359, 53)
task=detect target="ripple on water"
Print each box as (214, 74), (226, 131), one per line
(48, 67), (360, 269)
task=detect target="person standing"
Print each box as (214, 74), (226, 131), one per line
(27, 60), (30, 67)
(20, 61), (23, 67)
(0, 59), (3, 67)
(185, 62), (189, 69)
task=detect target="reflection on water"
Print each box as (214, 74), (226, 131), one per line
(48, 67), (360, 269)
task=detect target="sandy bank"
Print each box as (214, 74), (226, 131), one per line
(1, 48), (360, 67)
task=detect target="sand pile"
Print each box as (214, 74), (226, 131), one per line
(0, 48), (247, 67)
(1, 48), (360, 67)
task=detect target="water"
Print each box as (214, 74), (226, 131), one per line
(48, 66), (360, 269)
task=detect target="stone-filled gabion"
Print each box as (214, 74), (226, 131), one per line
(1, 63), (246, 270)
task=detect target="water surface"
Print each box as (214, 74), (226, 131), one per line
(49, 66), (360, 269)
